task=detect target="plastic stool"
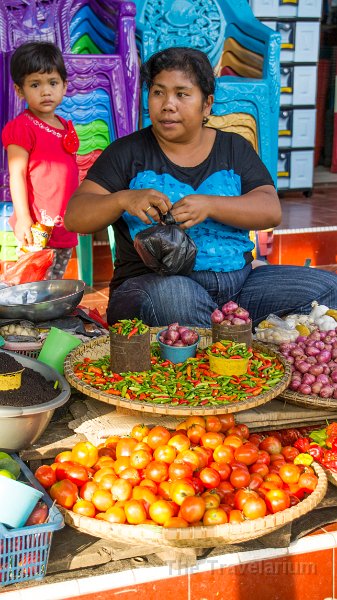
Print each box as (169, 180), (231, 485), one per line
(76, 234), (93, 287)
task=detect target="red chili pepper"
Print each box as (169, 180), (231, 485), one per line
(127, 326), (139, 339)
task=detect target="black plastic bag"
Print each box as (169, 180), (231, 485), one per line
(134, 212), (197, 276)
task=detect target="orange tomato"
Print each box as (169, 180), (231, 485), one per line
(222, 434), (243, 450)
(175, 449), (200, 471)
(186, 424), (206, 445)
(49, 479), (78, 509)
(185, 416), (206, 429)
(130, 424), (150, 442)
(201, 492), (221, 510)
(79, 480), (99, 501)
(146, 426), (171, 449)
(203, 507), (228, 526)
(110, 478), (133, 501)
(229, 509), (245, 524)
(213, 444), (235, 464)
(170, 480), (195, 506)
(92, 457), (115, 472)
(149, 499), (175, 525)
(119, 467), (141, 487)
(163, 516), (189, 528)
(154, 445), (177, 464)
(168, 434), (190, 453)
(180, 496), (206, 523)
(130, 449), (152, 470)
(279, 463), (301, 485)
(145, 460), (169, 483)
(71, 441), (98, 468)
(91, 489), (114, 512)
(100, 506), (126, 524)
(132, 486), (157, 514)
(168, 461), (193, 481)
(99, 473), (118, 491)
(124, 499), (147, 524)
(104, 435), (120, 449)
(204, 416), (222, 433)
(115, 438), (137, 458)
(72, 499), (96, 518)
(139, 478), (158, 493)
(55, 450), (73, 463)
(93, 467), (115, 484)
(113, 456), (131, 475)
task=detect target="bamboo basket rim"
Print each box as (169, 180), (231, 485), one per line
(280, 388), (337, 411)
(64, 329), (291, 415)
(59, 462), (327, 548)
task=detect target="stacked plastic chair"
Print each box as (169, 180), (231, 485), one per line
(0, 0), (139, 285)
(133, 0), (281, 260)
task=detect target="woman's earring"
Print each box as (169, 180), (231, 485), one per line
(202, 116), (209, 125)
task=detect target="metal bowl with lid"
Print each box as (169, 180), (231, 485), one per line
(0, 279), (85, 322)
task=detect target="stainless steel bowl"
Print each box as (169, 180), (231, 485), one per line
(0, 279), (85, 321)
(0, 351), (71, 451)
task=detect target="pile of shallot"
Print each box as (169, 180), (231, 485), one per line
(211, 301), (251, 326)
(279, 329), (337, 398)
(158, 323), (199, 347)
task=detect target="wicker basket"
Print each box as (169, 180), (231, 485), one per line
(279, 389), (337, 411)
(59, 462), (327, 548)
(64, 328), (291, 416)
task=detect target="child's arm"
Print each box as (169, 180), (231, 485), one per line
(7, 144), (34, 246)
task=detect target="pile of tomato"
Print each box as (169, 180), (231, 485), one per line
(34, 414), (319, 528)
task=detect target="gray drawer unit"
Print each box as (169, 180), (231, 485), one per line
(280, 65), (317, 106)
(250, 0), (322, 19)
(278, 149), (314, 189)
(279, 108), (316, 148)
(262, 20), (320, 62)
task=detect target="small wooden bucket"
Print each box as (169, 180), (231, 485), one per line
(212, 322), (253, 347)
(110, 330), (151, 373)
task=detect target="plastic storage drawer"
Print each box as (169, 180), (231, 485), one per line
(249, 0), (323, 19)
(278, 108), (316, 148)
(262, 20), (320, 63)
(277, 149), (314, 190)
(280, 65), (317, 106)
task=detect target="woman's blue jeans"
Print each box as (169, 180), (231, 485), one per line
(107, 264), (337, 328)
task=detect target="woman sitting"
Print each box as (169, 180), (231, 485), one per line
(65, 46), (337, 327)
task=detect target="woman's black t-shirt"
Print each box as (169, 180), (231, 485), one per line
(86, 127), (274, 291)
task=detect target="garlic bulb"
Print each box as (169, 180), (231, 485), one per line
(309, 301), (329, 322)
(315, 315), (337, 331)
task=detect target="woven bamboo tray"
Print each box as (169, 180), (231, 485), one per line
(64, 329), (291, 416)
(322, 467), (337, 488)
(59, 463), (327, 548)
(279, 389), (337, 411)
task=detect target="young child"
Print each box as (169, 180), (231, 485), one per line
(1, 41), (79, 279)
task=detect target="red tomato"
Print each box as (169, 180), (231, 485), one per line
(228, 424), (250, 439)
(175, 449), (200, 471)
(248, 473), (264, 491)
(249, 463), (269, 478)
(259, 436), (282, 455)
(55, 461), (89, 487)
(97, 447), (116, 459)
(242, 495), (267, 520)
(230, 467), (250, 489)
(34, 465), (56, 488)
(223, 434), (243, 449)
(204, 416), (222, 432)
(50, 479), (78, 509)
(234, 442), (259, 465)
(180, 496), (206, 523)
(264, 488), (290, 513)
(255, 450), (271, 465)
(168, 461), (193, 481)
(248, 433), (264, 446)
(217, 414), (235, 433)
(199, 467), (221, 489)
(193, 446), (210, 469)
(281, 445), (300, 462)
(210, 461), (231, 481)
(186, 424), (206, 445)
(234, 488), (258, 510)
(71, 441), (98, 468)
(264, 473), (284, 489)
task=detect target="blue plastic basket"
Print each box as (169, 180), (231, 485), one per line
(0, 454), (64, 587)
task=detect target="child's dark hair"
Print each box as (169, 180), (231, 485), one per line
(140, 47), (215, 101)
(10, 41), (67, 87)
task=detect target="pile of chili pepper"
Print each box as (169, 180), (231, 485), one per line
(293, 422), (337, 473)
(73, 345), (284, 408)
(207, 340), (253, 360)
(109, 319), (149, 339)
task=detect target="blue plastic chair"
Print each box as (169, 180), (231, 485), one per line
(134, 0), (281, 185)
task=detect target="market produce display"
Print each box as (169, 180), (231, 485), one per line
(69, 336), (288, 413)
(211, 301), (251, 326)
(109, 319), (149, 339)
(34, 416), (327, 547)
(158, 323), (199, 347)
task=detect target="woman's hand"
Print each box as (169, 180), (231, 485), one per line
(171, 194), (210, 229)
(14, 216), (34, 246)
(121, 189), (172, 224)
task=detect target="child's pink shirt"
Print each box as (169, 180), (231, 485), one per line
(2, 109), (79, 248)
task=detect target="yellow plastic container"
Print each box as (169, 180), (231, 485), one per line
(208, 354), (249, 376)
(0, 369), (24, 391)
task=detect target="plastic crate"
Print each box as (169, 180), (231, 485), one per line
(0, 454), (64, 587)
